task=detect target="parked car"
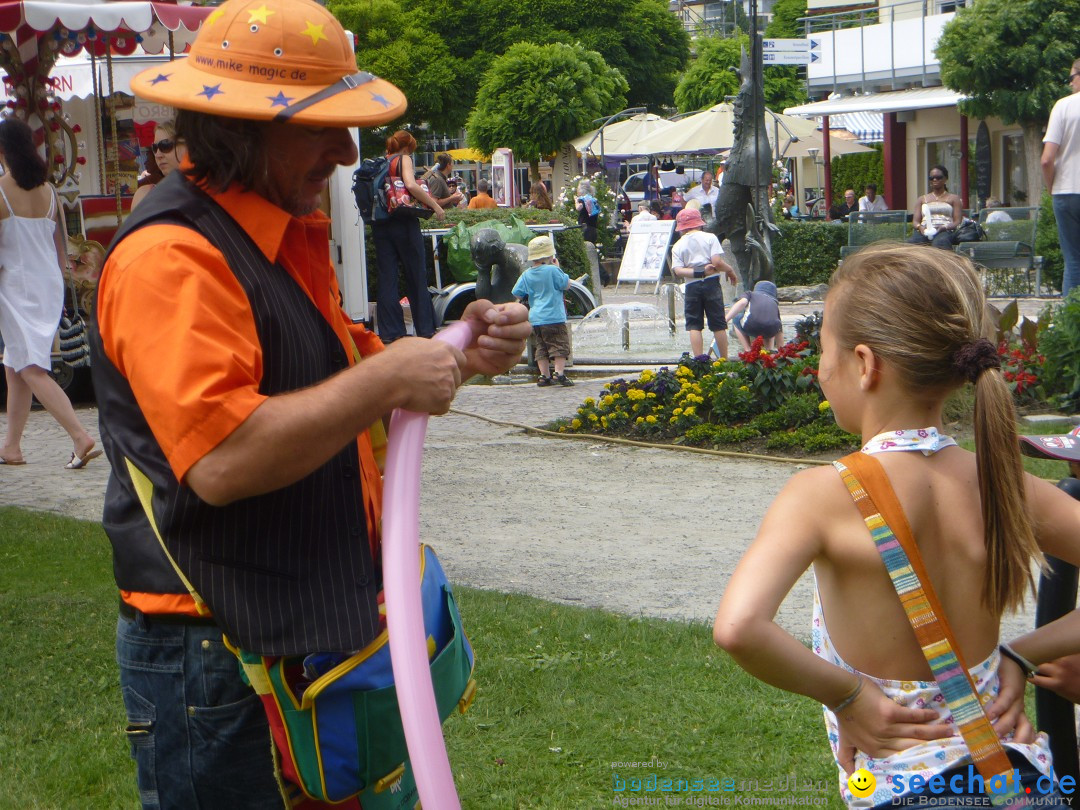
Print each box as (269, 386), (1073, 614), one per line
(622, 169), (704, 204)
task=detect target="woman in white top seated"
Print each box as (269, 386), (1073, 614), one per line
(909, 165), (963, 249)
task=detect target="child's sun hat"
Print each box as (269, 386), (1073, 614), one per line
(527, 235), (555, 261)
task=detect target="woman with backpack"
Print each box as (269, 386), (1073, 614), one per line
(372, 130), (444, 343)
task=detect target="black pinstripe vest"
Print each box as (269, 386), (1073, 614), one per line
(89, 172), (380, 656)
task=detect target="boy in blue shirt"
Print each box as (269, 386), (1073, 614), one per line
(513, 235), (574, 386)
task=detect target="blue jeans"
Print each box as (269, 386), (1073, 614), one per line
(371, 217), (437, 342)
(1053, 194), (1080, 297)
(116, 613), (282, 810)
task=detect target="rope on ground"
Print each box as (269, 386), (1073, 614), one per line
(447, 408), (833, 467)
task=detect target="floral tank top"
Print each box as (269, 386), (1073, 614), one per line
(813, 428), (1054, 807)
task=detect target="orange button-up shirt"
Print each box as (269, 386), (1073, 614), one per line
(99, 180), (384, 615)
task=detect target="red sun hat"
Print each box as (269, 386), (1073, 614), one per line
(675, 207), (705, 232)
(130, 0), (407, 127)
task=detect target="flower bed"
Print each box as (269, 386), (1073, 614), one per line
(556, 335), (860, 455)
(557, 304), (1057, 456)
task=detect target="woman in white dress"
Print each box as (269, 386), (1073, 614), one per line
(0, 118), (100, 468)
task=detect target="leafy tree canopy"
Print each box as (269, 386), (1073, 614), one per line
(937, 0), (1080, 125)
(673, 34), (748, 114)
(329, 0), (688, 130)
(467, 42), (628, 171)
(331, 0), (466, 132)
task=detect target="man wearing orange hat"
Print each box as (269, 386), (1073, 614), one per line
(670, 207), (738, 359)
(88, 1), (530, 806)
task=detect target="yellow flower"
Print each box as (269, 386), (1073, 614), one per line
(627, 389), (646, 401)
(739, 385), (749, 392)
(692, 384), (702, 393)
(673, 408), (683, 416)
(647, 392), (656, 399)
(601, 395), (615, 408)
(584, 397), (595, 407)
(712, 361), (724, 369)
(636, 416), (644, 424)
(645, 415), (657, 424)
(571, 418), (582, 429)
(601, 417), (608, 428)
(588, 413), (598, 423)
(676, 366), (693, 377)
(760, 349), (769, 357)
(670, 416), (678, 424)
(639, 370), (655, 382)
(684, 406), (696, 417)
(819, 400), (831, 412)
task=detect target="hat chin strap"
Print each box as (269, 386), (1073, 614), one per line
(272, 71), (376, 122)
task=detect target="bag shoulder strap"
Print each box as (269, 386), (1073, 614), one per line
(833, 452), (1021, 798)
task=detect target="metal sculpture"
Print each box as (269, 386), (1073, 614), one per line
(470, 228), (527, 304)
(710, 40), (776, 289)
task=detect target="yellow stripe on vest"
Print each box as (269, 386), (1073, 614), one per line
(124, 458), (211, 617)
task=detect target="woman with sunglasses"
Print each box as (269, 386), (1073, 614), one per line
(909, 164), (963, 249)
(131, 121), (187, 210)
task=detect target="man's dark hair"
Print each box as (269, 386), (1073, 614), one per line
(436, 153), (452, 170)
(175, 110), (268, 191)
(864, 183), (877, 194)
(0, 118), (47, 190)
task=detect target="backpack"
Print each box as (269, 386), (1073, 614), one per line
(351, 156), (391, 222)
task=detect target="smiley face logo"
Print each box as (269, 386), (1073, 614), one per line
(847, 769), (876, 798)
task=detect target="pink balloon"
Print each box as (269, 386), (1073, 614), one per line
(383, 321), (473, 810)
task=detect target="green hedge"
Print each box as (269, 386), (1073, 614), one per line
(1037, 191), (1064, 293)
(771, 219), (846, 286)
(829, 147), (884, 208)
(363, 207), (590, 302)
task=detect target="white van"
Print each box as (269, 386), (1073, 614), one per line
(622, 168), (704, 204)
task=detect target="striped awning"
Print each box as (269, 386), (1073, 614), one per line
(831, 111), (883, 143)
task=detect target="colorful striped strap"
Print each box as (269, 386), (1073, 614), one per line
(834, 452), (1023, 804)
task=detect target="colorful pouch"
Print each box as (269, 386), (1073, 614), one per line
(234, 544), (476, 806)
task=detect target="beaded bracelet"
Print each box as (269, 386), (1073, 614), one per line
(829, 673), (864, 713)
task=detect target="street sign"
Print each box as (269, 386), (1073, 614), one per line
(763, 38), (808, 51)
(762, 51), (817, 65)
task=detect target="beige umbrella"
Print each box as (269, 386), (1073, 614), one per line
(570, 113), (675, 158)
(628, 104), (736, 155)
(778, 129), (873, 159)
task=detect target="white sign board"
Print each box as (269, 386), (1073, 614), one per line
(762, 51), (816, 65)
(616, 219), (677, 285)
(763, 38), (811, 51)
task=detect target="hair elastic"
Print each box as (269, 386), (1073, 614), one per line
(952, 338), (1000, 383)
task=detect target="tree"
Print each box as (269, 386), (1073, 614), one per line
(467, 42), (628, 179)
(673, 34), (747, 114)
(763, 0), (809, 113)
(937, 0), (1080, 199)
(331, 0), (689, 130)
(331, 0), (468, 132)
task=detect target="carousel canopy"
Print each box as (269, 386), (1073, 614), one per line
(0, 1), (213, 55)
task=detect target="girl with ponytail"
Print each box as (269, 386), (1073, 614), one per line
(713, 244), (1080, 807)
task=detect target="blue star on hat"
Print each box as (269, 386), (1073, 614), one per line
(370, 92), (391, 108)
(198, 84), (224, 100)
(267, 91), (293, 108)
(148, 73), (170, 85)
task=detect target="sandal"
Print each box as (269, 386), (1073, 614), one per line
(0, 456), (27, 465)
(65, 448), (103, 470)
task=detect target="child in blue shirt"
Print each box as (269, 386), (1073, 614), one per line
(512, 235), (574, 386)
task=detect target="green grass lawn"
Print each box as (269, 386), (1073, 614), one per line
(0, 506), (841, 809)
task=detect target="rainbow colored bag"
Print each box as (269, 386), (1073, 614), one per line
(235, 545), (476, 806)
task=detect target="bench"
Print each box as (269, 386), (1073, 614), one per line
(839, 210), (910, 261)
(954, 206), (1042, 296)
